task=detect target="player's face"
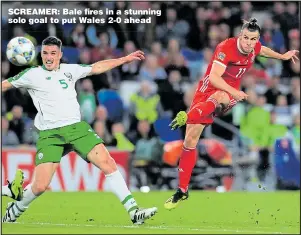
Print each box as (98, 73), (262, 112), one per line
(41, 45), (62, 70)
(239, 29), (260, 54)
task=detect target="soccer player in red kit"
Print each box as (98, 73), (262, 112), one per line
(164, 18), (299, 210)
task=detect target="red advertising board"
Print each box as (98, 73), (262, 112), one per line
(2, 148), (130, 192)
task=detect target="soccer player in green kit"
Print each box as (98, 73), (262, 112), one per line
(2, 36), (157, 224)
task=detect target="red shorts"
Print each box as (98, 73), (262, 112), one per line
(187, 89), (237, 125)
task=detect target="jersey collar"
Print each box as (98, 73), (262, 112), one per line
(237, 38), (248, 55)
(41, 64), (60, 71)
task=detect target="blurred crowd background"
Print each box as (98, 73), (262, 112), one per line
(1, 1), (300, 191)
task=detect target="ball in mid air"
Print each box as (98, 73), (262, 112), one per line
(6, 37), (35, 66)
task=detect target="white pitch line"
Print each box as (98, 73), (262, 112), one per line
(10, 222), (287, 234)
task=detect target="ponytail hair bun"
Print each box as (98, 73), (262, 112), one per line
(241, 18), (261, 34)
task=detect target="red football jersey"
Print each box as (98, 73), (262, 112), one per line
(198, 37), (262, 93)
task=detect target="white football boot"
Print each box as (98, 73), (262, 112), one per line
(2, 201), (25, 223)
(130, 207), (158, 225)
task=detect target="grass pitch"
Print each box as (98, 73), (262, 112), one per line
(2, 191), (300, 234)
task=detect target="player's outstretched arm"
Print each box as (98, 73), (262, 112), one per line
(260, 46), (299, 63)
(2, 80), (13, 92)
(89, 50), (145, 76)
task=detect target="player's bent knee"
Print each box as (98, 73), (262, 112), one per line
(184, 129), (201, 147)
(31, 182), (48, 195)
(31, 162), (59, 195)
(184, 136), (199, 149)
(100, 155), (117, 172)
(97, 152), (116, 166)
(105, 156), (117, 167)
(87, 144), (117, 174)
(210, 91), (230, 105)
(184, 124), (205, 148)
(97, 155), (117, 174)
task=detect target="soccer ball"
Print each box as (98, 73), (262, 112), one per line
(6, 37), (35, 66)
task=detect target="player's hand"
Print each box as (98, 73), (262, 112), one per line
(231, 90), (248, 101)
(281, 50), (299, 64)
(124, 50), (145, 63)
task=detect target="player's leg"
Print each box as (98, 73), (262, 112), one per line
(87, 144), (157, 224)
(165, 90), (231, 210)
(2, 169), (24, 201)
(169, 90), (231, 130)
(188, 90), (230, 119)
(69, 121), (157, 225)
(164, 123), (205, 209)
(2, 130), (64, 223)
(2, 162), (61, 223)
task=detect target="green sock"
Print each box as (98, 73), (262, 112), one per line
(105, 171), (138, 214)
(121, 195), (138, 214)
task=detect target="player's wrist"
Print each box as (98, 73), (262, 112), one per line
(227, 87), (238, 95)
(279, 54), (285, 60)
(121, 56), (129, 64)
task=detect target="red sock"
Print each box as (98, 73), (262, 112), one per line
(178, 146), (197, 192)
(188, 98), (218, 122)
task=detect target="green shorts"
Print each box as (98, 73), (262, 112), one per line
(35, 121), (104, 166)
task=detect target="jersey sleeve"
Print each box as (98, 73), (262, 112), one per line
(74, 64), (93, 81)
(212, 43), (232, 68)
(254, 41), (262, 55)
(7, 68), (33, 88)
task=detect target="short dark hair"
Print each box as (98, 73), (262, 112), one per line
(241, 18), (261, 34)
(42, 36), (62, 49)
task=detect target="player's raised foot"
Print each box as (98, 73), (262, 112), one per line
(2, 201), (25, 223)
(8, 169), (24, 201)
(164, 188), (189, 210)
(130, 207), (158, 225)
(169, 111), (188, 130)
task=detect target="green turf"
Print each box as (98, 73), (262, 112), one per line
(2, 191), (300, 234)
